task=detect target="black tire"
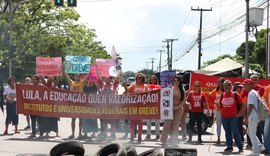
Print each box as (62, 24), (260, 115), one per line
(16, 154), (49, 156)
(50, 141), (85, 156)
(137, 148), (162, 156)
(95, 143), (127, 156)
(125, 146), (137, 156)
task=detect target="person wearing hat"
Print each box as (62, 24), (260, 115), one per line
(218, 80), (244, 153)
(243, 79), (265, 155)
(262, 83), (270, 154)
(242, 75), (265, 149)
(250, 74), (265, 148)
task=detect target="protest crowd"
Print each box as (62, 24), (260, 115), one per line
(1, 55), (270, 156)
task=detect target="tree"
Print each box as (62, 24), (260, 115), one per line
(0, 0), (110, 81)
(202, 28), (268, 78)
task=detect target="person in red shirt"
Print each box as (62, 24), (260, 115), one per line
(186, 81), (209, 144)
(219, 80), (244, 153)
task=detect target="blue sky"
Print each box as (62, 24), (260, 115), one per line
(75, 0), (267, 72)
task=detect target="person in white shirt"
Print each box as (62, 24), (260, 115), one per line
(243, 79), (265, 155)
(3, 77), (19, 135)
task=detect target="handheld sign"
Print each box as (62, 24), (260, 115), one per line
(96, 59), (119, 77)
(65, 56), (91, 74)
(36, 57), (62, 76)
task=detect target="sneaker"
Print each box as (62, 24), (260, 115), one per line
(145, 134), (151, 140)
(224, 147), (233, 152)
(260, 146), (265, 153)
(68, 135), (74, 139)
(238, 147), (243, 153)
(121, 134), (128, 139)
(186, 139), (192, 143)
(138, 137), (143, 143)
(15, 131), (20, 134)
(24, 126), (31, 130)
(111, 134), (116, 140)
(3, 130), (8, 135)
(246, 144), (252, 150)
(129, 138), (134, 143)
(90, 133), (96, 138)
(216, 138), (221, 144)
(28, 134), (36, 138)
(261, 150), (270, 154)
(197, 139), (203, 144)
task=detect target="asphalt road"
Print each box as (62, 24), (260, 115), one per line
(0, 111), (267, 156)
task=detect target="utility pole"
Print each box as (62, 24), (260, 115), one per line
(150, 58), (156, 72)
(266, 0), (269, 78)
(145, 61), (151, 70)
(157, 49), (165, 72)
(191, 7), (212, 70)
(162, 38), (178, 70)
(245, 0), (250, 78)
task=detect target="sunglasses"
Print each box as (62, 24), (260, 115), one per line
(136, 76), (142, 79)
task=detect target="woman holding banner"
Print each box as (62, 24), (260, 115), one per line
(28, 75), (40, 138)
(123, 72), (148, 143)
(3, 77), (19, 135)
(209, 77), (225, 144)
(186, 81), (209, 144)
(38, 76), (60, 138)
(145, 75), (161, 140)
(82, 80), (99, 139)
(96, 75), (119, 140)
(160, 75), (186, 147)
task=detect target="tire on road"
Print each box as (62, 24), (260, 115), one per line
(50, 141), (85, 156)
(95, 143), (127, 156)
(125, 146), (137, 156)
(137, 148), (162, 156)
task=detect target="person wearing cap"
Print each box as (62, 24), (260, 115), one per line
(209, 77), (225, 144)
(262, 84), (270, 154)
(218, 80), (244, 153)
(243, 79), (265, 155)
(233, 82), (245, 143)
(250, 74), (265, 147)
(242, 75), (265, 149)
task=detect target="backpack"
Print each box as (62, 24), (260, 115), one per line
(252, 92), (269, 121)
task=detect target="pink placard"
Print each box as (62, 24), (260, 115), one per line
(36, 57), (62, 76)
(96, 59), (117, 77)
